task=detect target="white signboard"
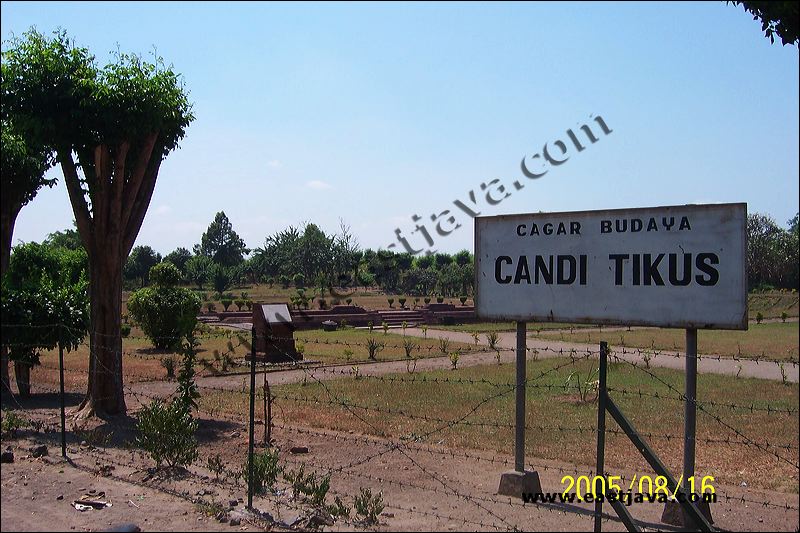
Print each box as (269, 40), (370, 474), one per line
(475, 203), (747, 330)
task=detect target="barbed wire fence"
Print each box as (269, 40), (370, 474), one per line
(0, 321), (798, 531)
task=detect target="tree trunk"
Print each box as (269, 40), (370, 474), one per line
(1, 207), (21, 396)
(13, 361), (31, 399)
(76, 253), (126, 417)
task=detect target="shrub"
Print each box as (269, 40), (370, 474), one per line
(242, 448), (281, 494)
(284, 463), (331, 505)
(136, 399), (198, 469)
(246, 300), (253, 311)
(279, 275), (290, 288)
(354, 487), (384, 524)
(150, 262), (183, 287)
(339, 318), (348, 329)
(438, 337), (450, 354)
(127, 287), (201, 350)
(471, 332), (479, 346)
(459, 296), (467, 305)
(207, 454), (225, 480)
(402, 339), (418, 358)
(367, 338), (384, 360)
(387, 298), (394, 308)
(206, 302), (215, 313)
(756, 312), (764, 324)
(421, 325), (428, 338)
(449, 350), (460, 369)
(328, 496), (351, 518)
(318, 298), (327, 309)
(382, 321), (389, 335)
(160, 355), (176, 379)
(121, 323), (132, 338)
(367, 321), (374, 332)
(343, 349), (354, 361)
(1, 409), (28, 437)
(781, 311), (788, 322)
(221, 299), (233, 312)
(346, 298), (353, 305)
(398, 297), (406, 308)
(486, 331), (500, 350)
(436, 296), (444, 304)
(293, 273), (305, 288)
(424, 297), (431, 305)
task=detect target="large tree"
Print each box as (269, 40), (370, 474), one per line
(124, 245), (162, 288)
(729, 1), (799, 46)
(0, 121), (55, 392)
(194, 211), (249, 267)
(2, 29), (194, 416)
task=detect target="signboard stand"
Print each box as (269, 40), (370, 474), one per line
(497, 321), (542, 498)
(662, 328), (713, 527)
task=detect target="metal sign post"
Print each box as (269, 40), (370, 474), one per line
(498, 321), (542, 498)
(684, 328), (698, 485)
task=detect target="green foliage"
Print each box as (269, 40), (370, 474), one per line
(436, 296), (445, 304)
(729, 1), (799, 46)
(184, 255), (213, 290)
(124, 246), (162, 287)
(127, 286), (201, 350)
(353, 487), (384, 524)
(424, 297), (431, 305)
(781, 311), (788, 322)
(210, 263), (237, 295)
(747, 212), (799, 290)
(121, 323), (131, 338)
(290, 288), (310, 309)
(136, 399), (198, 468)
(206, 302), (215, 313)
(164, 247), (192, 275)
(381, 321), (389, 335)
(327, 496), (351, 518)
(206, 454), (225, 480)
(1, 409), (28, 437)
(221, 299), (233, 312)
(366, 337), (384, 360)
(438, 337), (450, 354)
(486, 331), (500, 350)
(398, 297), (407, 308)
(1, 119), (55, 228)
(387, 297), (394, 308)
(1, 242), (89, 367)
(43, 228), (83, 251)
(402, 339), (418, 358)
(242, 448), (281, 494)
(234, 298), (245, 311)
(150, 261), (183, 287)
(284, 463), (331, 505)
(293, 273), (305, 287)
(449, 350), (461, 369)
(195, 212), (249, 267)
(459, 296), (468, 305)
(756, 312), (764, 324)
(160, 355), (176, 379)
(176, 333), (200, 411)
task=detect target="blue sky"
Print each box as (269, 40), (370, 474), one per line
(2, 1), (798, 256)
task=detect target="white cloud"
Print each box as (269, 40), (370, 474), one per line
(306, 180), (333, 190)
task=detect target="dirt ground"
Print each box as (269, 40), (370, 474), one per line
(2, 390), (798, 532)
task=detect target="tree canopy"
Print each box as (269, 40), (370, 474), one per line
(730, 1), (799, 46)
(194, 211), (249, 267)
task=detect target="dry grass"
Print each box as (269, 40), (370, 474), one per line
(533, 322), (799, 361)
(198, 358), (799, 493)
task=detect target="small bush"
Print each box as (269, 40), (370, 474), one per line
(150, 262), (183, 287)
(367, 338), (384, 360)
(343, 348), (354, 361)
(160, 355), (176, 379)
(436, 296), (444, 304)
(459, 296), (467, 305)
(354, 487), (384, 524)
(781, 311), (788, 322)
(221, 299), (233, 312)
(345, 298), (353, 305)
(1, 409), (28, 437)
(242, 448), (282, 494)
(424, 297), (431, 305)
(318, 298), (327, 309)
(382, 321), (389, 335)
(136, 399), (198, 469)
(121, 323), (131, 338)
(756, 312), (764, 324)
(403, 339), (418, 358)
(234, 299), (245, 311)
(207, 454), (225, 480)
(398, 298), (406, 308)
(486, 331), (500, 350)
(284, 463), (330, 505)
(206, 302), (215, 313)
(438, 337), (450, 354)
(387, 298), (394, 308)
(128, 287), (201, 350)
(328, 496), (351, 518)
(449, 350), (460, 369)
